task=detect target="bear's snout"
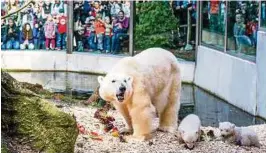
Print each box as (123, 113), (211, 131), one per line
(119, 85), (126, 93)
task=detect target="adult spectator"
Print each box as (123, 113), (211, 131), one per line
(111, 10), (129, 54)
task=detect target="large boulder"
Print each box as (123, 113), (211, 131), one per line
(1, 71), (78, 153)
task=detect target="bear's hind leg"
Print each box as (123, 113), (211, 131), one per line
(158, 77), (181, 133)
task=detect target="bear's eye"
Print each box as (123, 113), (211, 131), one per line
(124, 79), (127, 83)
(112, 80), (116, 83)
(226, 130), (229, 132)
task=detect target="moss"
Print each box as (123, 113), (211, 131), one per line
(1, 143), (9, 153)
(1, 71), (78, 153)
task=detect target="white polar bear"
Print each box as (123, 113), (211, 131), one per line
(98, 47), (182, 141)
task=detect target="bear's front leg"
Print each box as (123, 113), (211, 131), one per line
(114, 104), (133, 134)
(129, 106), (154, 141)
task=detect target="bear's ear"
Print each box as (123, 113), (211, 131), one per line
(98, 76), (104, 84)
(127, 76), (133, 84)
(231, 123), (235, 129)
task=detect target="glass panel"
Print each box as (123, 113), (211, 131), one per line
(1, 0), (68, 51)
(73, 1), (130, 55)
(201, 0), (225, 50)
(261, 1), (266, 28)
(227, 1), (259, 57)
(134, 1), (197, 61)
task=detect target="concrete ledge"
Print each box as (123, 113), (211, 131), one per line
(1, 51), (195, 83)
(194, 46), (257, 115)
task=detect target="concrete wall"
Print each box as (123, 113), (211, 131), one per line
(194, 46), (257, 115)
(256, 31), (266, 119)
(1, 51), (195, 83)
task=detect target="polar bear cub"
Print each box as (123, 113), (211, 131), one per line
(178, 114), (201, 149)
(219, 122), (260, 147)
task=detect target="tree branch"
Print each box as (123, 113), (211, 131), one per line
(1, 0), (34, 20)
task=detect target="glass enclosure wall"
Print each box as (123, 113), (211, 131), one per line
(1, 0), (68, 51)
(1, 1), (265, 62)
(261, 1), (266, 28)
(134, 1), (197, 61)
(73, 0), (130, 55)
(200, 0), (259, 62)
(226, 1), (259, 57)
(201, 1), (225, 50)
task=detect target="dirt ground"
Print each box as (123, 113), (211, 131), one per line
(63, 106), (266, 153)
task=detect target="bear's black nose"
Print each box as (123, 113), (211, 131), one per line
(119, 86), (126, 92)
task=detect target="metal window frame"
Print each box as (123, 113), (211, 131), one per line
(224, 0), (228, 53)
(198, 0), (261, 62)
(66, 1), (134, 55)
(129, 1), (135, 56)
(259, 1), (266, 31)
(195, 1), (200, 63)
(198, 1), (202, 47)
(199, 1), (225, 52)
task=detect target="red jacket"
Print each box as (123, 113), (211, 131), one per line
(210, 0), (219, 14)
(95, 21), (105, 34)
(58, 16), (67, 34)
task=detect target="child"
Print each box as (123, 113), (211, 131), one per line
(74, 26), (85, 52)
(84, 17), (91, 49)
(56, 16), (67, 50)
(5, 18), (20, 49)
(1, 19), (7, 50)
(95, 13), (105, 52)
(233, 13), (252, 53)
(88, 16), (97, 51)
(103, 16), (112, 53)
(33, 23), (40, 49)
(44, 15), (56, 50)
(33, 21), (46, 50)
(20, 23), (34, 50)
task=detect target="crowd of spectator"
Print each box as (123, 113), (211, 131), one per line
(73, 0), (130, 54)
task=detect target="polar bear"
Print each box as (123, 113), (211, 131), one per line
(97, 47), (181, 141)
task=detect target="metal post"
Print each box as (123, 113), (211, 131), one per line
(198, 1), (203, 47)
(224, 1), (228, 53)
(259, 1), (261, 29)
(67, 1), (74, 54)
(195, 1), (200, 64)
(129, 1), (135, 56)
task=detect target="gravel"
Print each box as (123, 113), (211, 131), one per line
(61, 106), (266, 153)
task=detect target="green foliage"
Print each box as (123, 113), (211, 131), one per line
(1, 143), (9, 153)
(135, 2), (178, 50)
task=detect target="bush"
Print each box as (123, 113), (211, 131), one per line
(135, 2), (178, 50)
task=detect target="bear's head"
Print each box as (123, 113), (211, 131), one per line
(219, 122), (235, 137)
(98, 74), (133, 103)
(180, 130), (199, 149)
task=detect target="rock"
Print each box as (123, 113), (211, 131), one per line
(77, 142), (83, 148)
(1, 71), (79, 153)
